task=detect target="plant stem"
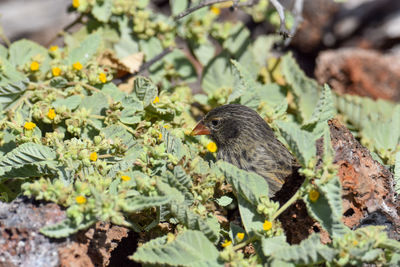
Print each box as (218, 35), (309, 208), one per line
(232, 235), (258, 251)
(271, 190), (301, 221)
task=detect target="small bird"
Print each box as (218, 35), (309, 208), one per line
(191, 104), (298, 197)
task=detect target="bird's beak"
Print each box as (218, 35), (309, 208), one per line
(191, 120), (211, 136)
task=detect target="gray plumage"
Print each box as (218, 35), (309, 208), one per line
(201, 104), (297, 196)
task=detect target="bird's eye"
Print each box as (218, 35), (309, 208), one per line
(211, 119), (219, 127)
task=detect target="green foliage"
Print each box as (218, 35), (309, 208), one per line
(132, 230), (222, 266)
(0, 1), (399, 266)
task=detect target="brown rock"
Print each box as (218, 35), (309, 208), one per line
(315, 48), (400, 101)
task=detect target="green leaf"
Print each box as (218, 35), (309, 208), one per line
(49, 77), (68, 88)
(133, 76), (158, 107)
(170, 0), (188, 16)
(170, 203), (219, 243)
(132, 230), (222, 267)
(161, 170), (193, 206)
(114, 17), (140, 58)
(103, 124), (136, 149)
(121, 195), (170, 212)
(263, 234), (336, 264)
(237, 194), (265, 234)
(0, 79), (28, 109)
(305, 177), (349, 238)
(302, 84), (336, 138)
(223, 22), (251, 56)
(161, 127), (185, 161)
(215, 196), (233, 207)
(218, 161), (270, 202)
(66, 33), (101, 65)
(276, 121), (316, 166)
(40, 217), (96, 238)
(79, 92), (108, 115)
(52, 95), (82, 110)
(202, 51), (234, 95)
(9, 39), (51, 71)
(252, 35), (280, 67)
(191, 39), (216, 66)
(228, 59), (260, 104)
(92, 0), (112, 22)
(0, 143), (57, 178)
(282, 53), (320, 121)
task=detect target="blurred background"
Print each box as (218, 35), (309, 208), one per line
(1, 0), (400, 101)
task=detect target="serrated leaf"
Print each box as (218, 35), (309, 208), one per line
(102, 124), (136, 149)
(237, 194), (265, 234)
(218, 161), (270, 202)
(67, 33), (101, 65)
(121, 195), (170, 212)
(282, 53), (320, 121)
(161, 127), (185, 161)
(170, 0), (188, 16)
(192, 39), (216, 66)
(303, 84), (336, 138)
(305, 177), (349, 238)
(277, 121), (316, 166)
(228, 59), (259, 104)
(40, 217), (96, 238)
(133, 76), (158, 107)
(52, 95), (82, 110)
(202, 50), (234, 95)
(9, 39), (51, 71)
(49, 77), (68, 88)
(79, 92), (108, 115)
(92, 0), (112, 22)
(0, 79), (28, 108)
(215, 196), (233, 207)
(263, 234), (336, 264)
(0, 143), (57, 178)
(223, 22), (251, 56)
(161, 170), (193, 206)
(132, 230), (221, 267)
(173, 165), (193, 189)
(170, 203), (219, 243)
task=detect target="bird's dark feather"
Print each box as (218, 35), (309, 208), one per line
(203, 104), (298, 196)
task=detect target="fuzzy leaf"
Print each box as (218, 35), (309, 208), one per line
(103, 124), (136, 149)
(228, 59), (260, 105)
(9, 39), (51, 71)
(0, 79), (28, 108)
(237, 194), (265, 234)
(218, 161), (270, 203)
(0, 143), (57, 178)
(67, 33), (101, 65)
(276, 121), (316, 166)
(303, 84), (336, 138)
(40, 217), (96, 238)
(202, 51), (234, 95)
(170, 203), (219, 243)
(92, 0), (113, 22)
(133, 76), (158, 107)
(263, 234), (336, 264)
(121, 195), (170, 212)
(161, 127), (185, 161)
(132, 230), (221, 266)
(305, 177), (349, 237)
(49, 77), (68, 88)
(282, 53), (320, 121)
(223, 23), (251, 56)
(52, 95), (82, 110)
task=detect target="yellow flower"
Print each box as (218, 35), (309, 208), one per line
(99, 72), (107, 83)
(207, 142), (217, 153)
(263, 220), (272, 231)
(72, 61), (83, 70)
(30, 61), (40, 71)
(24, 122), (36, 130)
(90, 152), (98, 161)
(236, 232), (245, 241)
(47, 109), (56, 120)
(163, 125), (170, 129)
(210, 6), (220, 15)
(72, 0), (80, 8)
(309, 189), (320, 202)
(52, 67), (61, 77)
(221, 239), (232, 248)
(121, 175), (131, 181)
(49, 45), (58, 52)
(353, 240), (358, 246)
(75, 195), (86, 204)
(158, 133), (163, 140)
(153, 96), (160, 104)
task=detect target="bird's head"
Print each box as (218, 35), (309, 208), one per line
(191, 104), (272, 148)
